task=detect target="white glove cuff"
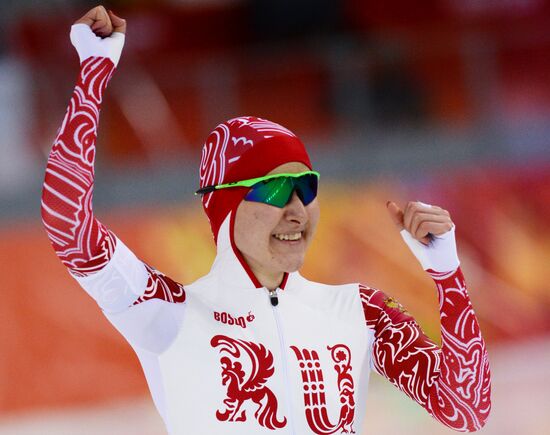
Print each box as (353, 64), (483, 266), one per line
(400, 225), (460, 272)
(70, 23), (125, 67)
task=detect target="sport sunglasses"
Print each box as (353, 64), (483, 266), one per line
(195, 171), (320, 208)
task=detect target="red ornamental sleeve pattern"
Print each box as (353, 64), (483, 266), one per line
(41, 57), (117, 277)
(360, 268), (491, 432)
(42, 56), (186, 306)
(133, 264), (186, 305)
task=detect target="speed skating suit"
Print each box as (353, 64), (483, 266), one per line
(41, 24), (491, 434)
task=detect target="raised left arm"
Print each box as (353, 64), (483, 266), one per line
(360, 201), (491, 432)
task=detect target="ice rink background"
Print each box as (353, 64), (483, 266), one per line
(1, 0), (550, 434)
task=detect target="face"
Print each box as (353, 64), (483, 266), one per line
(234, 162), (320, 282)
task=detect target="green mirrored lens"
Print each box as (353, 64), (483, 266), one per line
(244, 173), (318, 207)
(245, 177), (293, 207)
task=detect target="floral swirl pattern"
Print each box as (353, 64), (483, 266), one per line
(41, 56), (185, 305)
(41, 57), (116, 277)
(360, 268), (491, 431)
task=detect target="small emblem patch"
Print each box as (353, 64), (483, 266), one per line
(383, 297), (408, 314)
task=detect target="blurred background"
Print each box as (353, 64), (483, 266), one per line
(1, 0), (549, 434)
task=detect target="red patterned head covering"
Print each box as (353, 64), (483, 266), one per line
(199, 116), (312, 243)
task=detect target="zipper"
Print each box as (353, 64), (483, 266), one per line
(269, 289), (279, 306)
(270, 288), (296, 435)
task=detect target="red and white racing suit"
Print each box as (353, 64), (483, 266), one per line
(41, 24), (491, 434)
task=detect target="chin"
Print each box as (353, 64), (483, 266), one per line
(278, 256), (305, 273)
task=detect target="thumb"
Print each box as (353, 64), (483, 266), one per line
(108, 10), (127, 34)
(386, 201), (405, 230)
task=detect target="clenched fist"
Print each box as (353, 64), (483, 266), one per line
(386, 200), (459, 272)
(386, 201), (453, 245)
(75, 5), (126, 37)
(70, 5), (126, 67)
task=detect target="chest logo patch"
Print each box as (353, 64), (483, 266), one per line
(290, 344), (355, 434)
(211, 335), (287, 430)
(213, 310), (255, 328)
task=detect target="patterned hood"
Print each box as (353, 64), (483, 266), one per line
(199, 116), (312, 244)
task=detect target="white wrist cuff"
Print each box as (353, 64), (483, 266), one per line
(70, 23), (125, 67)
(400, 225), (460, 272)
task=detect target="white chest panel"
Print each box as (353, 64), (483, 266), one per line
(159, 275), (373, 435)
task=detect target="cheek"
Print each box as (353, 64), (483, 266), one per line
(235, 203), (280, 251)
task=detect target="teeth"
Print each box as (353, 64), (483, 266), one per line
(274, 232), (302, 241)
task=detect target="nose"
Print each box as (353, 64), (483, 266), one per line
(284, 191), (307, 224)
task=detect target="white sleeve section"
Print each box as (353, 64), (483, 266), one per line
(70, 23), (125, 67)
(72, 237), (149, 313)
(400, 225), (460, 272)
(106, 300), (186, 355)
(133, 349), (170, 428)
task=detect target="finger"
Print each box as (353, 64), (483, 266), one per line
(76, 6), (112, 35)
(386, 201), (405, 230)
(410, 212), (452, 239)
(95, 5), (111, 28)
(419, 206), (451, 219)
(414, 221), (454, 242)
(76, 5), (105, 26)
(74, 7), (96, 27)
(415, 205), (449, 217)
(91, 19), (106, 30)
(403, 201), (419, 232)
(91, 22), (111, 36)
(108, 10), (127, 34)
(93, 7), (113, 35)
(403, 201), (450, 230)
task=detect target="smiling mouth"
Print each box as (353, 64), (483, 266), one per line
(272, 232), (303, 242)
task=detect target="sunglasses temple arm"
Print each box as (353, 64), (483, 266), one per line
(195, 172), (318, 195)
(195, 183), (246, 195)
(195, 186), (218, 195)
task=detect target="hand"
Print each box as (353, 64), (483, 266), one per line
(70, 6), (126, 67)
(386, 200), (459, 272)
(75, 5), (126, 37)
(386, 201), (453, 245)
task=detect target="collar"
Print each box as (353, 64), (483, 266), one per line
(210, 212), (294, 291)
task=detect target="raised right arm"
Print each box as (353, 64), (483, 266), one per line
(41, 7), (185, 352)
(41, 54), (117, 277)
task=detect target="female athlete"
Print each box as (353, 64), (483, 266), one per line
(41, 6), (491, 434)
